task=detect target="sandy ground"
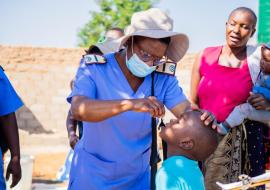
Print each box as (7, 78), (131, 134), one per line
(29, 152), (270, 189)
(31, 152), (68, 189)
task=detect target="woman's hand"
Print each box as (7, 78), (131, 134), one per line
(6, 156), (21, 188)
(248, 92), (270, 111)
(69, 133), (79, 149)
(194, 108), (218, 130)
(130, 96), (165, 118)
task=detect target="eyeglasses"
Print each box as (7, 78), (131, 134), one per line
(131, 37), (168, 66)
(137, 49), (163, 66)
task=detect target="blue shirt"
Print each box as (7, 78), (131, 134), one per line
(67, 53), (187, 190)
(156, 156), (205, 190)
(0, 68), (23, 116)
(253, 72), (270, 100)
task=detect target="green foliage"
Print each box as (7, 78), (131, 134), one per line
(77, 0), (157, 47)
(258, 0), (270, 43)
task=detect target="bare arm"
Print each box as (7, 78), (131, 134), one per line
(170, 100), (192, 118)
(190, 52), (203, 108)
(66, 109), (79, 149)
(71, 96), (165, 122)
(0, 113), (21, 188)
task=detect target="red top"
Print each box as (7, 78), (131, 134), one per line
(198, 46), (253, 122)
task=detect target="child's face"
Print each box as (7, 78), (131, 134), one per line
(261, 46), (270, 74)
(159, 113), (195, 145)
(159, 118), (181, 145)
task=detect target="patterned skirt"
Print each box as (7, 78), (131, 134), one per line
(203, 120), (266, 190)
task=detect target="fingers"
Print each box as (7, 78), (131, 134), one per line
(248, 93), (267, 110)
(6, 165), (21, 188)
(148, 96), (165, 117)
(211, 120), (218, 130)
(252, 102), (265, 110)
(131, 97), (165, 117)
(200, 110), (215, 126)
(10, 173), (21, 188)
(248, 93), (263, 105)
(5, 168), (10, 181)
(70, 135), (79, 149)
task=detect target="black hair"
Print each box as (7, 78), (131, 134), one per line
(129, 36), (171, 46)
(84, 45), (103, 55)
(159, 37), (171, 45)
(229, 7), (257, 27)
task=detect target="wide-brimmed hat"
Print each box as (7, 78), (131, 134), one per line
(118, 8), (189, 62)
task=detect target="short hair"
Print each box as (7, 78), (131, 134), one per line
(84, 45), (103, 55)
(228, 7), (257, 27)
(181, 111), (218, 161)
(159, 37), (171, 45)
(130, 36), (171, 46)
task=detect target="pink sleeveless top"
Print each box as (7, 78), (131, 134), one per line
(198, 46), (252, 122)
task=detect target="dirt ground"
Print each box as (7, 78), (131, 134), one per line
(32, 153), (66, 181)
(32, 152), (68, 189)
(31, 152), (270, 189)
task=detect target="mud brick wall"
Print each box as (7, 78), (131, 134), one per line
(0, 45), (195, 139)
(0, 45), (85, 134)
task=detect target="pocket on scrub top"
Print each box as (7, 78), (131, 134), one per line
(82, 147), (117, 181)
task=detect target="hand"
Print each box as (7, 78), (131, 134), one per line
(195, 108), (217, 129)
(247, 92), (270, 111)
(6, 156), (21, 188)
(130, 96), (165, 118)
(69, 134), (79, 149)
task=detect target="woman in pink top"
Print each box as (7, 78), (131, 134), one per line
(190, 7), (270, 190)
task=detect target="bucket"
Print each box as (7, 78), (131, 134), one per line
(4, 155), (34, 190)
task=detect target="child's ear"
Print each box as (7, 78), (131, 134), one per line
(178, 137), (194, 150)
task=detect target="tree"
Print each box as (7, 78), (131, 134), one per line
(77, 0), (157, 47)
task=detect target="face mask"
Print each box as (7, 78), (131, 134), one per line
(125, 45), (157, 78)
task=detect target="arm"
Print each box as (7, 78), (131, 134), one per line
(246, 107), (270, 125)
(170, 100), (191, 118)
(71, 96), (165, 122)
(190, 52), (203, 108)
(226, 103), (270, 126)
(0, 113), (21, 188)
(217, 103), (270, 135)
(66, 109), (79, 149)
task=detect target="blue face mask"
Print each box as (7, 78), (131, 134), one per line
(125, 50), (157, 78)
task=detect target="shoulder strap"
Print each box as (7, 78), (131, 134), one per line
(155, 61), (176, 76)
(150, 72), (160, 190)
(84, 54), (106, 65)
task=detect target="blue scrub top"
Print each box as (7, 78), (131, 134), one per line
(0, 68), (23, 116)
(67, 53), (187, 190)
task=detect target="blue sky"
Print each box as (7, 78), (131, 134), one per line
(0, 0), (258, 52)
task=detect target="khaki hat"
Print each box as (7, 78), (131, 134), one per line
(118, 8), (189, 62)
